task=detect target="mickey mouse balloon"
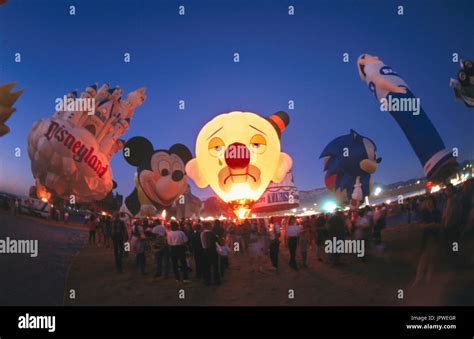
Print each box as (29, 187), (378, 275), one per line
(122, 136), (192, 217)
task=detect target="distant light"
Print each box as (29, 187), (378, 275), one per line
(385, 200), (391, 205)
(365, 196), (370, 206)
(251, 214), (257, 218)
(41, 198), (48, 203)
(171, 216), (177, 220)
(374, 187), (382, 196)
(431, 185), (441, 193)
(313, 203), (317, 206)
(416, 180), (421, 184)
(302, 208), (307, 211)
(323, 201), (337, 213)
(292, 208), (297, 213)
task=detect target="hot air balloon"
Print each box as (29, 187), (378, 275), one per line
(185, 111), (293, 219)
(450, 59), (474, 108)
(0, 82), (23, 137)
(121, 136), (193, 217)
(27, 83), (146, 202)
(320, 129), (381, 208)
(357, 53), (457, 182)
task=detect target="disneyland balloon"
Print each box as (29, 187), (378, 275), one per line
(27, 84), (146, 202)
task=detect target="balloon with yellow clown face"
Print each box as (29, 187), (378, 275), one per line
(186, 111), (292, 218)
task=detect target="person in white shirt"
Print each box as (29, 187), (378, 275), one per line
(152, 219), (167, 237)
(285, 216), (300, 270)
(167, 221), (189, 282)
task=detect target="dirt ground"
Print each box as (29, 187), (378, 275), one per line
(64, 222), (474, 306)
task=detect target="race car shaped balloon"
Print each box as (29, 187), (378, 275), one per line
(0, 82), (24, 137)
(450, 59), (474, 108)
(320, 129), (381, 208)
(27, 83), (146, 202)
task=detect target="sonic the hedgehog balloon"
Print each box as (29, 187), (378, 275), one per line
(450, 59), (474, 108)
(357, 53), (457, 182)
(320, 129), (381, 208)
(27, 83), (146, 202)
(0, 82), (24, 137)
(186, 111), (292, 219)
(121, 136), (192, 217)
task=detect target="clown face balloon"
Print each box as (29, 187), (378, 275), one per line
(186, 110), (292, 218)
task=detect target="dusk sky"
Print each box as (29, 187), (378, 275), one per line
(0, 0), (473, 200)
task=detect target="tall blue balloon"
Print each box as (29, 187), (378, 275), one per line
(357, 54), (457, 181)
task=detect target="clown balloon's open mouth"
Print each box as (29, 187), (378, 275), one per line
(219, 165), (261, 192)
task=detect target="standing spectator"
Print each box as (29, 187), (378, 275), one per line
(354, 209), (371, 262)
(96, 216), (105, 247)
(111, 212), (128, 273)
(104, 216), (112, 248)
(167, 221), (189, 283)
(64, 211), (69, 224)
(152, 220), (169, 278)
(285, 216), (300, 270)
(131, 220), (144, 254)
(190, 223), (204, 279)
(241, 220), (251, 253)
(299, 221), (311, 268)
(84, 213), (90, 225)
(14, 199), (19, 215)
(314, 214), (327, 262)
(88, 215), (96, 245)
(268, 217), (281, 270)
(373, 204), (387, 247)
(213, 219), (225, 238)
(201, 222), (221, 286)
(134, 228), (149, 275)
(216, 240), (230, 277)
(327, 211), (347, 265)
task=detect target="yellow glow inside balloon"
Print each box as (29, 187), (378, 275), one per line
(186, 111), (292, 217)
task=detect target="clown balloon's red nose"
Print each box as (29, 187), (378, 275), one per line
(225, 142), (250, 169)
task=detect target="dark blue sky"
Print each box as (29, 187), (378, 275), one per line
(0, 0), (473, 199)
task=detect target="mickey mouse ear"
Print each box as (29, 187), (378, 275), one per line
(170, 143), (193, 165)
(123, 136), (154, 167)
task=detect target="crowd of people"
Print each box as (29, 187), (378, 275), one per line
(3, 177), (472, 289)
(79, 178), (474, 289)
